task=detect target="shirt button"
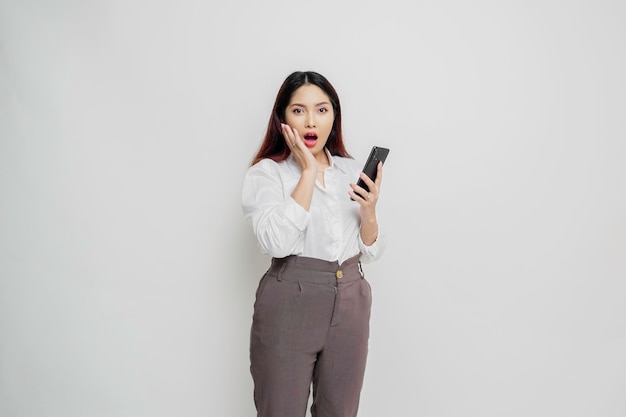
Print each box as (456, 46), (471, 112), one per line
(336, 270), (343, 279)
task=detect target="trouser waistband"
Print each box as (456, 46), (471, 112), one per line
(268, 253), (362, 285)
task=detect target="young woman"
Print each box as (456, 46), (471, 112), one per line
(241, 71), (386, 417)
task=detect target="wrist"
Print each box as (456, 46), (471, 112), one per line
(301, 169), (316, 179)
(302, 165), (316, 174)
(360, 226), (379, 244)
(360, 214), (377, 225)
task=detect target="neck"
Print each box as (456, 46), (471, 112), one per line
(315, 150), (330, 168)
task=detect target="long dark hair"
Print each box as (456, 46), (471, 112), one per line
(250, 71), (351, 166)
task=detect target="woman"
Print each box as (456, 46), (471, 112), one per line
(241, 71), (386, 417)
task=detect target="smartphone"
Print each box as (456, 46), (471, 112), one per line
(352, 146), (390, 200)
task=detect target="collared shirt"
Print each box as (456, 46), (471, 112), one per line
(241, 150), (385, 264)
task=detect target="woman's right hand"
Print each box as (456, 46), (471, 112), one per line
(281, 123), (317, 174)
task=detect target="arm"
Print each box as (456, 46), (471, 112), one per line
(349, 161), (383, 245)
(242, 161), (310, 258)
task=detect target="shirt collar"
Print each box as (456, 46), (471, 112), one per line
(327, 149), (350, 174)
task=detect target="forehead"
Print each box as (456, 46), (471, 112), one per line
(289, 84), (331, 105)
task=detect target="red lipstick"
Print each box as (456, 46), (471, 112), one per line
(303, 132), (318, 147)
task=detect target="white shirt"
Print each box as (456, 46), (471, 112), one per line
(241, 151), (385, 264)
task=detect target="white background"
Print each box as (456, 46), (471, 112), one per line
(1, 1), (625, 416)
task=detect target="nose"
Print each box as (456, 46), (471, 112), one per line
(305, 114), (316, 128)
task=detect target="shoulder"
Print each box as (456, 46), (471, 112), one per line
(244, 157), (298, 180)
(247, 157), (288, 173)
(247, 158), (278, 173)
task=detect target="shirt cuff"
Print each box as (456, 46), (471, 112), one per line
(358, 227), (386, 263)
(280, 196), (310, 231)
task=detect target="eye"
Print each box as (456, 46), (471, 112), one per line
(318, 107), (328, 113)
(292, 108), (304, 114)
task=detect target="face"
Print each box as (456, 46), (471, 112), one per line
(284, 84), (335, 158)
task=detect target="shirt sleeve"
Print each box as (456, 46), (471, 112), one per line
(358, 225), (386, 263)
(241, 160), (310, 258)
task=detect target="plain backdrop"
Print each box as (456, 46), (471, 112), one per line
(1, 1), (625, 416)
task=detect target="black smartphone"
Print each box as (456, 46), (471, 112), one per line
(352, 146), (390, 200)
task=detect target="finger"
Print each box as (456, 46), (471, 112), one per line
(348, 189), (377, 206)
(282, 124), (302, 149)
(348, 189), (366, 202)
(358, 171), (376, 191)
(281, 123), (297, 148)
(374, 161), (383, 187)
(291, 128), (303, 147)
(349, 183), (370, 201)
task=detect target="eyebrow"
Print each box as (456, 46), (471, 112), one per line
(289, 101), (331, 108)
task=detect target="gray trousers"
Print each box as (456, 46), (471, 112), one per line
(250, 254), (372, 417)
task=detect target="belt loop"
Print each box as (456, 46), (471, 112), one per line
(276, 261), (288, 282)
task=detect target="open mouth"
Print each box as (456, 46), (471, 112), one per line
(303, 132), (318, 147)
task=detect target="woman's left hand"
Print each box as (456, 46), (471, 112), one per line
(349, 161), (383, 214)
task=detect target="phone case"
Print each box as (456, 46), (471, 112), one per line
(354, 146), (389, 199)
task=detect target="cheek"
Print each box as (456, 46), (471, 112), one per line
(323, 121), (334, 136)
